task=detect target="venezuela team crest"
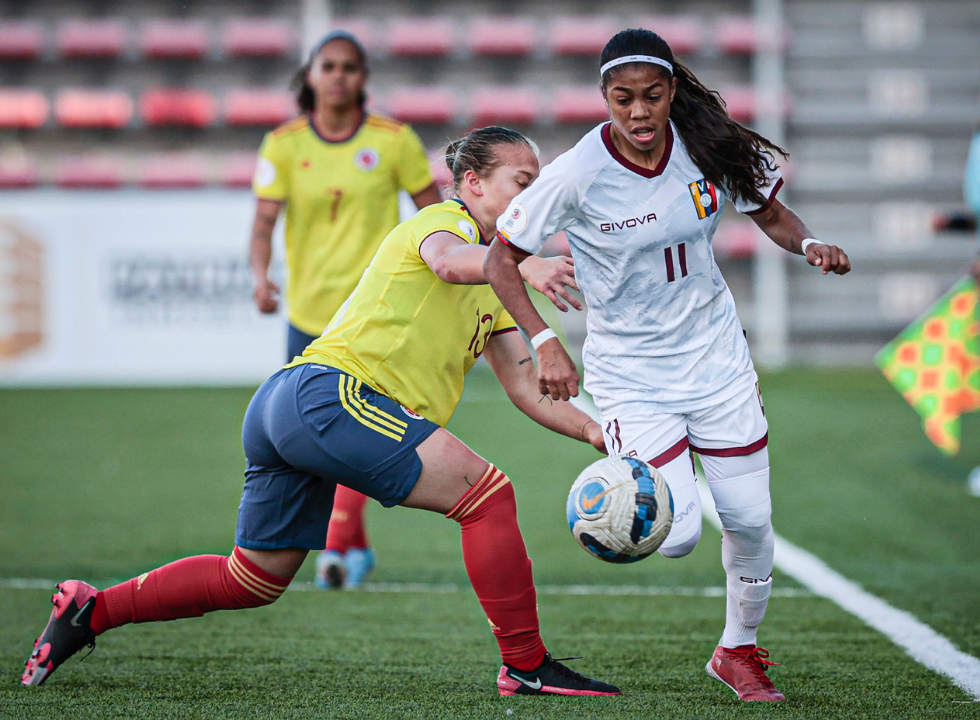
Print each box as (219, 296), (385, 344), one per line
(688, 179), (719, 219)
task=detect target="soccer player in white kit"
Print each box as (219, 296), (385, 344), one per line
(485, 29), (850, 702)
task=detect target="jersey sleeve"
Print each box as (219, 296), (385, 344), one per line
(731, 155), (784, 215)
(252, 132), (289, 201)
(411, 208), (481, 254)
(495, 151), (579, 255)
(395, 126), (435, 196)
(491, 308), (518, 336)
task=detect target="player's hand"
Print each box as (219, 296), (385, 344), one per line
(537, 338), (579, 401)
(519, 255), (582, 312)
(582, 419), (607, 454)
(253, 278), (280, 313)
(806, 243), (851, 275)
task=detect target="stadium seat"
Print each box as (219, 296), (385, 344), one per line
(548, 17), (618, 56)
(718, 86), (790, 122)
(56, 19), (127, 58)
(553, 86), (608, 124)
(224, 88), (295, 126)
(139, 20), (209, 60)
(54, 156), (125, 188)
(140, 88), (216, 128)
(471, 87), (537, 126)
(387, 17), (454, 57)
(221, 151), (257, 189)
(0, 157), (40, 188)
(633, 16), (703, 56)
(138, 153), (210, 189)
(222, 18), (295, 58)
(0, 21), (44, 60)
(713, 221), (757, 260)
(385, 87), (455, 124)
(328, 19), (376, 51)
(0, 89), (49, 128)
(54, 89), (133, 128)
(713, 17), (787, 55)
(468, 17), (536, 57)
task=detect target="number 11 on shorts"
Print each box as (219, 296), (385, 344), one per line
(664, 243), (688, 282)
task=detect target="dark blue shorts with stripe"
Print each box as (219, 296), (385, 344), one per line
(236, 363), (439, 550)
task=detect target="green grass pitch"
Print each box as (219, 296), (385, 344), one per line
(1, 369), (979, 719)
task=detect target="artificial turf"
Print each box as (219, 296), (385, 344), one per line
(1, 369), (978, 718)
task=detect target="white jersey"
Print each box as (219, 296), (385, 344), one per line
(496, 121), (783, 413)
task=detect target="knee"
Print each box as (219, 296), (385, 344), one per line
(658, 528), (701, 559)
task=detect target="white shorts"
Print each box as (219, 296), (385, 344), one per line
(594, 377), (770, 552)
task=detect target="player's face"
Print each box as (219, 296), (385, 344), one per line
(480, 144), (540, 219)
(307, 39), (367, 111)
(603, 65), (676, 153)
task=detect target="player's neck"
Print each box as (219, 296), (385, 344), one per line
(609, 124), (668, 172)
(456, 193), (494, 242)
(311, 104), (363, 141)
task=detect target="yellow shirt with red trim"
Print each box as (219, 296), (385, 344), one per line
(253, 112), (434, 336)
(286, 200), (518, 427)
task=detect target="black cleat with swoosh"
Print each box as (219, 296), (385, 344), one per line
(21, 580), (98, 687)
(497, 653), (621, 696)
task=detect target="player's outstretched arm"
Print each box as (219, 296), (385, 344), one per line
(750, 198), (851, 275)
(485, 240), (581, 401)
(483, 331), (605, 453)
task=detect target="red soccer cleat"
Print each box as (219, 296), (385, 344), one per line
(705, 644), (786, 701)
(21, 580), (98, 687)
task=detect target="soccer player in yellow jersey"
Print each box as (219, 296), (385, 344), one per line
(23, 127), (621, 697)
(248, 30), (441, 590)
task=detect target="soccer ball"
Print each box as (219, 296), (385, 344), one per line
(566, 456), (674, 563)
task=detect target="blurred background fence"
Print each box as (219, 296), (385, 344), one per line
(0, 0), (977, 384)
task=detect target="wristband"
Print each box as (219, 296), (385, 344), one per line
(531, 328), (558, 350)
(801, 238), (824, 254)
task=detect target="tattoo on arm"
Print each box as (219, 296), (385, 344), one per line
(518, 357), (532, 366)
(538, 395), (553, 406)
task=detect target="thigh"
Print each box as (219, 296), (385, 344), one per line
(686, 380), (769, 474)
(401, 429), (491, 514)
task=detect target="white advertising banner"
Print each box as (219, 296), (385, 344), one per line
(0, 190), (289, 386)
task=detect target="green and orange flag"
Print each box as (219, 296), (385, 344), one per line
(875, 277), (980, 455)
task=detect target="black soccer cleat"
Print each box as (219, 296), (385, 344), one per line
(497, 653), (621, 696)
(21, 580), (98, 686)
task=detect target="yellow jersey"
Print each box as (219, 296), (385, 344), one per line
(253, 112), (434, 336)
(287, 200), (518, 427)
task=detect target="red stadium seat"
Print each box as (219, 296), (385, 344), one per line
(717, 86), (790, 122)
(139, 20), (209, 60)
(713, 17), (788, 55)
(387, 17), (454, 57)
(0, 21), (44, 60)
(0, 157), (40, 188)
(221, 152), (257, 189)
(55, 89), (133, 128)
(553, 86), (608, 124)
(0, 89), (49, 128)
(329, 19), (376, 51)
(633, 16), (703, 56)
(56, 19), (127, 59)
(548, 17), (618, 57)
(386, 87), (455, 124)
(471, 87), (537, 126)
(224, 88), (295, 126)
(713, 221), (757, 260)
(54, 156), (125, 188)
(140, 88), (216, 128)
(468, 17), (536, 57)
(138, 153), (210, 189)
(222, 18), (295, 58)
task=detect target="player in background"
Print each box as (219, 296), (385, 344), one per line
(22, 126), (620, 698)
(249, 30), (442, 590)
(485, 29), (850, 702)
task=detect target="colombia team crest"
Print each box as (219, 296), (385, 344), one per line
(354, 147), (380, 172)
(688, 179), (719, 220)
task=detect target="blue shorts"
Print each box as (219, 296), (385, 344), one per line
(236, 363), (440, 550)
(286, 323), (318, 364)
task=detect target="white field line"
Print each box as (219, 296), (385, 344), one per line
(0, 577), (809, 598)
(696, 480), (980, 701)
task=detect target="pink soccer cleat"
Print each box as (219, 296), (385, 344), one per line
(497, 653), (621, 696)
(21, 580), (98, 686)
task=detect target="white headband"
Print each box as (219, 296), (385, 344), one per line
(600, 55), (673, 77)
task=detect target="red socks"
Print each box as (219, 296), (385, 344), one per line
(325, 485), (370, 553)
(89, 547), (291, 635)
(447, 465), (546, 672)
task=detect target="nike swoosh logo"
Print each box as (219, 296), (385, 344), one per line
(70, 599), (94, 627)
(582, 482), (628, 511)
(516, 676), (542, 690)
